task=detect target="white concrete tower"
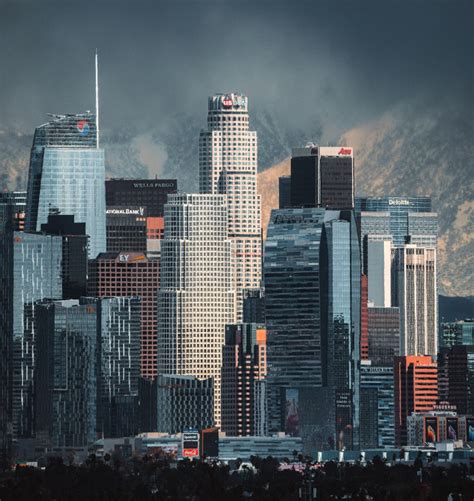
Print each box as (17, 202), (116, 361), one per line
(199, 94), (262, 320)
(157, 194), (236, 426)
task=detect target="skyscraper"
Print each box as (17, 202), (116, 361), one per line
(367, 306), (400, 366)
(360, 362), (395, 448)
(0, 191), (26, 231)
(356, 197), (435, 248)
(88, 252), (159, 380)
(3, 232), (63, 439)
(33, 299), (98, 448)
(40, 214), (89, 299)
(393, 245), (437, 356)
(105, 206), (147, 253)
(157, 194), (236, 426)
(25, 112), (106, 258)
(290, 145), (354, 210)
(320, 211), (361, 449)
(394, 355), (438, 446)
(264, 208), (326, 434)
(221, 323), (267, 436)
(199, 93), (261, 319)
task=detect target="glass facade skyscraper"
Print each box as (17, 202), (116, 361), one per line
(320, 210), (361, 449)
(264, 208), (326, 434)
(25, 113), (106, 258)
(356, 197), (434, 247)
(360, 363), (395, 448)
(34, 299), (98, 448)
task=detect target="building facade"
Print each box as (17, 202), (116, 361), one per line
(40, 214), (89, 299)
(0, 191), (26, 231)
(394, 355), (438, 446)
(367, 307), (400, 366)
(290, 145), (354, 210)
(25, 113), (106, 258)
(88, 252), (159, 380)
(360, 362), (395, 448)
(199, 93), (261, 319)
(4, 232), (63, 439)
(105, 179), (177, 217)
(156, 375), (214, 434)
(157, 194), (236, 426)
(221, 323), (267, 436)
(440, 320), (474, 348)
(264, 208), (326, 434)
(34, 299), (98, 448)
(105, 206), (147, 253)
(320, 211), (361, 449)
(393, 245), (437, 356)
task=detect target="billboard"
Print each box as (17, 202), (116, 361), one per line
(424, 417), (438, 443)
(182, 430), (200, 459)
(446, 417), (458, 441)
(467, 418), (474, 442)
(284, 388), (299, 437)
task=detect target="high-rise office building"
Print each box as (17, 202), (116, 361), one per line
(360, 275), (369, 361)
(278, 176), (291, 209)
(105, 206), (147, 253)
(34, 297), (141, 446)
(290, 145), (354, 210)
(40, 214), (89, 299)
(367, 237), (392, 307)
(24, 112), (106, 258)
(367, 307), (400, 366)
(446, 345), (474, 416)
(0, 191), (26, 231)
(105, 179), (177, 217)
(264, 208), (326, 434)
(440, 319), (474, 347)
(356, 197), (435, 248)
(320, 211), (361, 449)
(33, 299), (98, 448)
(94, 297), (141, 438)
(393, 245), (437, 356)
(88, 252), (159, 380)
(221, 323), (267, 436)
(156, 375), (214, 434)
(1, 232), (63, 439)
(199, 93), (261, 319)
(157, 194), (236, 426)
(394, 355), (438, 446)
(360, 362), (395, 448)
(242, 288), (265, 324)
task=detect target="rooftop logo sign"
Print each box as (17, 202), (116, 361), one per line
(76, 120), (90, 136)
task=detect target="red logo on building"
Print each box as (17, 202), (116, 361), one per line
(338, 148), (352, 155)
(222, 97), (233, 108)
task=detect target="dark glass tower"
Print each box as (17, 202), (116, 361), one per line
(40, 214), (89, 299)
(290, 146), (354, 210)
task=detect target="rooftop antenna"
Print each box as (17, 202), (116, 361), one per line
(95, 49), (100, 148)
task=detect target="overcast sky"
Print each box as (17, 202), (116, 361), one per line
(0, 0), (472, 137)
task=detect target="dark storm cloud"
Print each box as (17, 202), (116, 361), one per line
(0, 0), (472, 136)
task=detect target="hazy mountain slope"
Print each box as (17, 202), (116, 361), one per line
(257, 105), (474, 296)
(0, 105), (471, 295)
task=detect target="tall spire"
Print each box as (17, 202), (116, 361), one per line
(95, 49), (100, 148)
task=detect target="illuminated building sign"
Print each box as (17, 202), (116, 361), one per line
(106, 207), (145, 216)
(76, 120), (90, 137)
(388, 199), (411, 206)
(182, 430), (200, 459)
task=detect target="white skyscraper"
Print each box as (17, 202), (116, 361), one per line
(157, 194), (236, 426)
(199, 93), (262, 319)
(367, 236), (392, 307)
(393, 245), (437, 356)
